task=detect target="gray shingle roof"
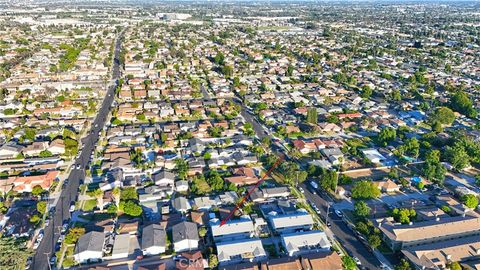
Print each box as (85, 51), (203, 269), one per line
(74, 231), (105, 254)
(172, 221), (199, 243)
(141, 224), (166, 249)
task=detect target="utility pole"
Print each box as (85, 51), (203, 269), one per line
(44, 252), (52, 270)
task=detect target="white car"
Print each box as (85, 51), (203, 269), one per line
(299, 187), (305, 193)
(353, 257), (362, 265)
(335, 210), (343, 217)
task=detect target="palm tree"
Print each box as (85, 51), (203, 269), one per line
(92, 189), (104, 211)
(112, 187), (121, 208)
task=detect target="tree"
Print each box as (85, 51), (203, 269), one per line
(91, 189), (104, 211)
(361, 85), (373, 99)
(461, 194), (478, 209)
(198, 227), (207, 238)
(342, 256), (357, 270)
(29, 214), (41, 224)
(351, 180), (380, 200)
(422, 150), (447, 184)
(354, 201), (371, 218)
(39, 150), (53, 157)
(31, 185), (44, 196)
(191, 175), (212, 195)
(209, 254), (218, 268)
(112, 187), (121, 207)
(378, 127), (396, 146)
(319, 170), (338, 192)
(175, 158), (189, 180)
(445, 144), (470, 170)
(207, 171), (224, 191)
(475, 174), (480, 187)
(120, 187), (138, 201)
(36, 201), (47, 215)
(306, 107), (318, 124)
(391, 208), (416, 224)
(121, 200), (143, 217)
(0, 237), (32, 268)
(430, 107), (455, 125)
(450, 92), (477, 118)
(448, 262), (462, 270)
(368, 234), (382, 249)
(106, 204), (117, 214)
(64, 227), (86, 244)
(395, 259), (412, 270)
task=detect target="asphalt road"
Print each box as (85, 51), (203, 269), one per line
(31, 30), (124, 270)
(300, 182), (382, 270)
(232, 95), (382, 269)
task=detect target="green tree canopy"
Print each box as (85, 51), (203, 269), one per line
(461, 194), (479, 209)
(351, 180), (381, 200)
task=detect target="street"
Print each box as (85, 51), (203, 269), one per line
(31, 29), (125, 270)
(300, 182), (383, 270)
(234, 96), (383, 269)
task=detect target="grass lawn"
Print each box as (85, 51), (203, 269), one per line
(82, 199), (97, 211)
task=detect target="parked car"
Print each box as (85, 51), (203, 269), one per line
(335, 210), (343, 217)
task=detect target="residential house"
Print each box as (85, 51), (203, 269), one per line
(74, 231), (105, 264)
(142, 224), (166, 256)
(210, 216), (255, 243)
(300, 252), (343, 270)
(172, 221), (199, 252)
(281, 230), (331, 256)
(268, 210), (314, 234)
(216, 238), (267, 266)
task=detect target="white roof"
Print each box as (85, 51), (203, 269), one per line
(217, 238), (266, 262)
(269, 210), (314, 230)
(210, 217), (254, 237)
(281, 230), (331, 254)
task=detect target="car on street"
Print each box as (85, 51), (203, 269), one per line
(299, 187), (304, 193)
(335, 209), (343, 217)
(326, 221), (331, 227)
(76, 164), (81, 169)
(44, 219), (50, 227)
(353, 256), (362, 265)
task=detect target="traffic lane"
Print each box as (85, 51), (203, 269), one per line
(32, 32), (123, 270)
(300, 183), (382, 270)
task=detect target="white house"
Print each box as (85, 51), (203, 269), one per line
(74, 231), (105, 264)
(172, 221), (199, 252)
(281, 230), (331, 256)
(142, 224), (166, 256)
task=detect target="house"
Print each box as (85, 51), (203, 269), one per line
(216, 238), (267, 266)
(373, 180), (400, 193)
(268, 210), (314, 234)
(152, 171), (175, 186)
(210, 216), (255, 243)
(176, 180), (189, 192)
(172, 221), (199, 252)
(0, 142), (24, 159)
(74, 231), (105, 264)
(250, 187), (290, 202)
(48, 139), (65, 155)
(225, 167), (259, 186)
(8, 170), (59, 193)
(111, 233), (133, 259)
(300, 251), (343, 270)
(320, 148), (344, 165)
(281, 230), (331, 256)
(362, 148), (387, 164)
(378, 212), (480, 251)
(172, 196), (191, 213)
(142, 224), (166, 256)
